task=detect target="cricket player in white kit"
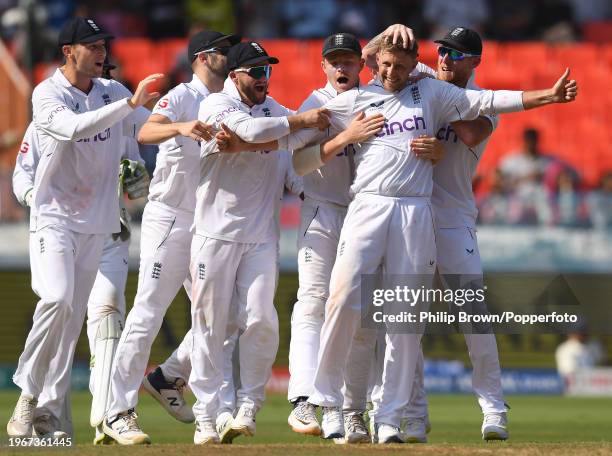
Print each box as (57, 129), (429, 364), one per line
(6, 16), (161, 440)
(286, 27), (439, 444)
(189, 41), (331, 444)
(11, 116), (149, 443)
(103, 30), (240, 445)
(401, 27), (511, 443)
(293, 36), (577, 443)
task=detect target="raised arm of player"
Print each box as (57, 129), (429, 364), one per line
(138, 115), (214, 144)
(34, 73), (164, 142)
(363, 24), (415, 74)
(522, 68), (577, 109)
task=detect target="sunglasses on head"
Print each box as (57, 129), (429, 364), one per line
(234, 65), (272, 79)
(437, 46), (480, 61)
(198, 46), (232, 56)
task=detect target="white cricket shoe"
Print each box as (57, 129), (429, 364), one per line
(376, 423), (404, 444)
(143, 367), (194, 423)
(482, 412), (509, 441)
(321, 406), (344, 439)
(93, 425), (114, 445)
(342, 412), (370, 444)
(194, 420), (220, 444)
(216, 411), (238, 444)
(32, 408), (69, 440)
(230, 405), (257, 438)
(7, 393), (37, 438)
(102, 410), (151, 445)
(288, 400), (321, 436)
(401, 416), (428, 443)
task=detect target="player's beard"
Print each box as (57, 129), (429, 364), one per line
(242, 83), (267, 105)
(209, 55), (229, 79)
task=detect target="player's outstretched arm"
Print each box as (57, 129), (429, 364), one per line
(287, 108), (331, 132)
(293, 111), (385, 176)
(215, 123), (277, 153)
(138, 115), (214, 144)
(522, 68), (577, 109)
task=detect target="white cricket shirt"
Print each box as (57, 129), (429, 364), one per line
(149, 74), (211, 212)
(286, 77), (515, 198)
(196, 78), (293, 243)
(30, 68), (144, 234)
(431, 80), (499, 228)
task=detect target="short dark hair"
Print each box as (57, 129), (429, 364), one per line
(379, 36), (418, 58)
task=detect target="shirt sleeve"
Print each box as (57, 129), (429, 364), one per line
(281, 89), (357, 151)
(32, 82), (134, 142)
(151, 88), (182, 123)
(204, 95), (290, 144)
(123, 106), (151, 138)
(12, 123), (40, 204)
(428, 79), (522, 125)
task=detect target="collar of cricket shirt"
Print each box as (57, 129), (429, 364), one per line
(189, 73), (211, 98)
(223, 76), (242, 102)
(53, 67), (101, 94)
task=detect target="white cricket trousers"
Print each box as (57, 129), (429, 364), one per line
(107, 201), (193, 420)
(13, 225), (105, 420)
(36, 235), (129, 431)
(288, 197), (378, 409)
(406, 226), (506, 417)
(189, 235), (279, 423)
(309, 194), (436, 429)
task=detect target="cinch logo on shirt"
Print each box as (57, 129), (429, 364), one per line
(76, 127), (111, 143)
(436, 124), (458, 143)
(214, 106), (239, 123)
(47, 105), (69, 123)
(375, 115), (426, 137)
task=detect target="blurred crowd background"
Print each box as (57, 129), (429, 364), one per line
(0, 0), (611, 229)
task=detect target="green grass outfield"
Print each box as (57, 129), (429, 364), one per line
(1, 391), (611, 455)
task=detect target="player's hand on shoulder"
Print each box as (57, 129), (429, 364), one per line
(411, 135), (444, 165)
(216, 123), (248, 153)
(178, 120), (214, 142)
(551, 68), (577, 103)
(129, 74), (165, 108)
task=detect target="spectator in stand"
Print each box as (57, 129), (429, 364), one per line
(556, 325), (604, 377)
(499, 128), (553, 224)
(477, 169), (512, 224)
(500, 128), (552, 191)
(587, 171), (612, 230)
(545, 163), (586, 227)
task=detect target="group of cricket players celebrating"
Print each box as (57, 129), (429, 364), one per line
(7, 15), (577, 446)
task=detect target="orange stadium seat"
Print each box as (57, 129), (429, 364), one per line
(158, 38), (188, 70)
(103, 38), (611, 183)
